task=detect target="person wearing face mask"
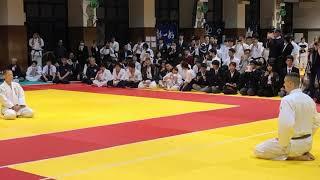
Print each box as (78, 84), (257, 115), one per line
(75, 41), (89, 69)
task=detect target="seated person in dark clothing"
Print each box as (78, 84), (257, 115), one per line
(118, 62), (142, 88)
(258, 64), (280, 97)
(239, 61), (263, 96)
(223, 62), (240, 95)
(82, 57), (99, 85)
(207, 60), (224, 93)
(278, 55), (300, 97)
(41, 60), (56, 82)
(53, 57), (71, 84)
(7, 58), (25, 82)
(192, 63), (210, 92)
(67, 52), (82, 81)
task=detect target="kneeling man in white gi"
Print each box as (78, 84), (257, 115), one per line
(0, 70), (34, 120)
(255, 73), (320, 161)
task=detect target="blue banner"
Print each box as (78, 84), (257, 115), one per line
(156, 23), (178, 44)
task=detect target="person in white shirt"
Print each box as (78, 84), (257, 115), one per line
(206, 49), (221, 70)
(224, 48), (241, 70)
(29, 33), (44, 67)
(110, 63), (126, 87)
(133, 40), (144, 58)
(291, 40), (300, 67)
(41, 60), (56, 82)
(255, 73), (320, 161)
(0, 70), (34, 120)
(110, 37), (119, 57)
(162, 67), (183, 91)
(250, 35), (264, 59)
(234, 36), (250, 60)
(298, 37), (309, 69)
(181, 61), (196, 91)
(140, 43), (154, 62)
(99, 42), (113, 60)
(92, 64), (113, 87)
(26, 61), (42, 82)
(218, 39), (231, 63)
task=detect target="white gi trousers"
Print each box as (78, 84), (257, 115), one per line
(254, 137), (312, 160)
(1, 107), (34, 120)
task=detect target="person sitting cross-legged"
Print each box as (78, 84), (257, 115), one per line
(26, 61), (42, 82)
(92, 63), (113, 87)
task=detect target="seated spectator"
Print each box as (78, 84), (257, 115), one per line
(161, 67), (183, 91)
(192, 63), (211, 92)
(82, 57), (99, 85)
(26, 61), (42, 82)
(223, 48), (241, 71)
(278, 55), (300, 97)
(53, 57), (71, 84)
(7, 58), (25, 82)
(257, 64), (280, 97)
(68, 52), (82, 81)
(239, 61), (263, 96)
(108, 62), (126, 87)
(239, 49), (252, 74)
(206, 60), (224, 93)
(138, 58), (158, 89)
(180, 61), (196, 91)
(92, 63), (113, 87)
(118, 62), (142, 88)
(41, 60), (56, 82)
(206, 49), (221, 70)
(223, 62), (240, 95)
(192, 60), (202, 75)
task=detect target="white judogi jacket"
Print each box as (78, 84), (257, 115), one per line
(125, 69), (142, 82)
(95, 69), (113, 82)
(112, 68), (126, 81)
(0, 81), (26, 109)
(278, 89), (320, 147)
(26, 66), (42, 77)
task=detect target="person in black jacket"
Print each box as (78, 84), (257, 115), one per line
(278, 55), (300, 97)
(258, 64), (280, 97)
(239, 61), (263, 96)
(278, 35), (294, 72)
(223, 62), (240, 95)
(138, 57), (159, 89)
(206, 60), (224, 93)
(53, 57), (71, 84)
(90, 40), (101, 65)
(82, 57), (99, 85)
(75, 41), (89, 69)
(192, 63), (210, 92)
(267, 29), (284, 73)
(54, 40), (67, 61)
(306, 42), (320, 98)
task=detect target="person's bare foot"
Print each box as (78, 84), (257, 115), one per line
(288, 152), (315, 161)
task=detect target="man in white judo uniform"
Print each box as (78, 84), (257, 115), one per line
(0, 70), (34, 120)
(255, 73), (320, 161)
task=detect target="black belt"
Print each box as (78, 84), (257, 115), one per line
(291, 134), (311, 140)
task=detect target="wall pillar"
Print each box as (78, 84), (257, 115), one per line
(223, 0), (246, 37)
(129, 0), (156, 42)
(0, 0), (28, 70)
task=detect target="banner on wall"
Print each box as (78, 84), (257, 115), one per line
(156, 23), (178, 44)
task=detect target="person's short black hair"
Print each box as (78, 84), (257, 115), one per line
(286, 55), (294, 61)
(209, 48), (217, 55)
(114, 62), (122, 67)
(229, 62), (237, 67)
(229, 48), (236, 53)
(244, 49), (251, 53)
(201, 63), (207, 68)
(212, 60), (220, 66)
(181, 61), (189, 69)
